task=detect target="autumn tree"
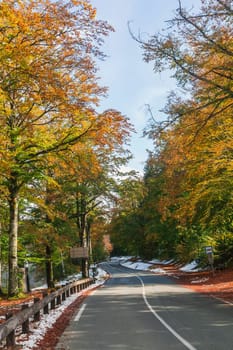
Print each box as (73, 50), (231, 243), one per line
(17, 106), (133, 283)
(133, 0), (233, 137)
(144, 0), (233, 230)
(51, 108), (133, 278)
(0, 0), (113, 296)
(136, 0), (233, 263)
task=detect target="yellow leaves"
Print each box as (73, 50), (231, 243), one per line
(0, 0), (132, 206)
(156, 89), (233, 226)
(0, 0), (111, 123)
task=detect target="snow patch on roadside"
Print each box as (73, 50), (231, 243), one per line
(191, 277), (209, 284)
(122, 260), (152, 270)
(180, 260), (200, 272)
(150, 268), (167, 274)
(119, 258), (167, 274)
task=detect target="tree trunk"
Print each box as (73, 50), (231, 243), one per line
(87, 220), (93, 265)
(44, 179), (55, 289)
(81, 258), (89, 278)
(8, 188), (19, 296)
(81, 221), (89, 278)
(45, 245), (54, 289)
(81, 222), (89, 278)
(76, 194), (89, 278)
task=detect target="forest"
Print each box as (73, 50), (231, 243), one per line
(108, 0), (233, 268)
(0, 0), (232, 297)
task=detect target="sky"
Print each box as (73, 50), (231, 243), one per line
(91, 0), (201, 173)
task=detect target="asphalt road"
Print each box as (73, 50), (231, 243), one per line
(56, 262), (233, 349)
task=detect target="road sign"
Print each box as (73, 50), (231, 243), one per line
(205, 246), (213, 254)
(70, 247), (89, 258)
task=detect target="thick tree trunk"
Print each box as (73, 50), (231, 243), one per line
(8, 189), (19, 296)
(45, 245), (54, 289)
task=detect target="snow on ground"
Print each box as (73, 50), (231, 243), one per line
(148, 258), (161, 264)
(118, 257), (170, 274)
(180, 260), (200, 272)
(191, 277), (209, 284)
(121, 260), (152, 271)
(150, 267), (167, 274)
(149, 258), (175, 265)
(16, 268), (108, 350)
(96, 267), (108, 279)
(113, 256), (202, 274)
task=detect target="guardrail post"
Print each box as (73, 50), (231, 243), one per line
(22, 304), (30, 333)
(34, 297), (40, 322)
(51, 298), (56, 310)
(66, 284), (70, 298)
(6, 313), (15, 348)
(57, 294), (61, 305)
(43, 292), (49, 314)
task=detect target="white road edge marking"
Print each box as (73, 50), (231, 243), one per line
(137, 276), (197, 350)
(74, 303), (87, 322)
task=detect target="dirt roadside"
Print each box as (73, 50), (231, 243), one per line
(159, 263), (233, 305)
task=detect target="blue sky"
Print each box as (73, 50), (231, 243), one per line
(91, 0), (200, 173)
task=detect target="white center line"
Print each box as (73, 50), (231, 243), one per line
(74, 303), (87, 322)
(137, 276), (197, 350)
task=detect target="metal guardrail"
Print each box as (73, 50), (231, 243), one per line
(0, 277), (93, 348)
